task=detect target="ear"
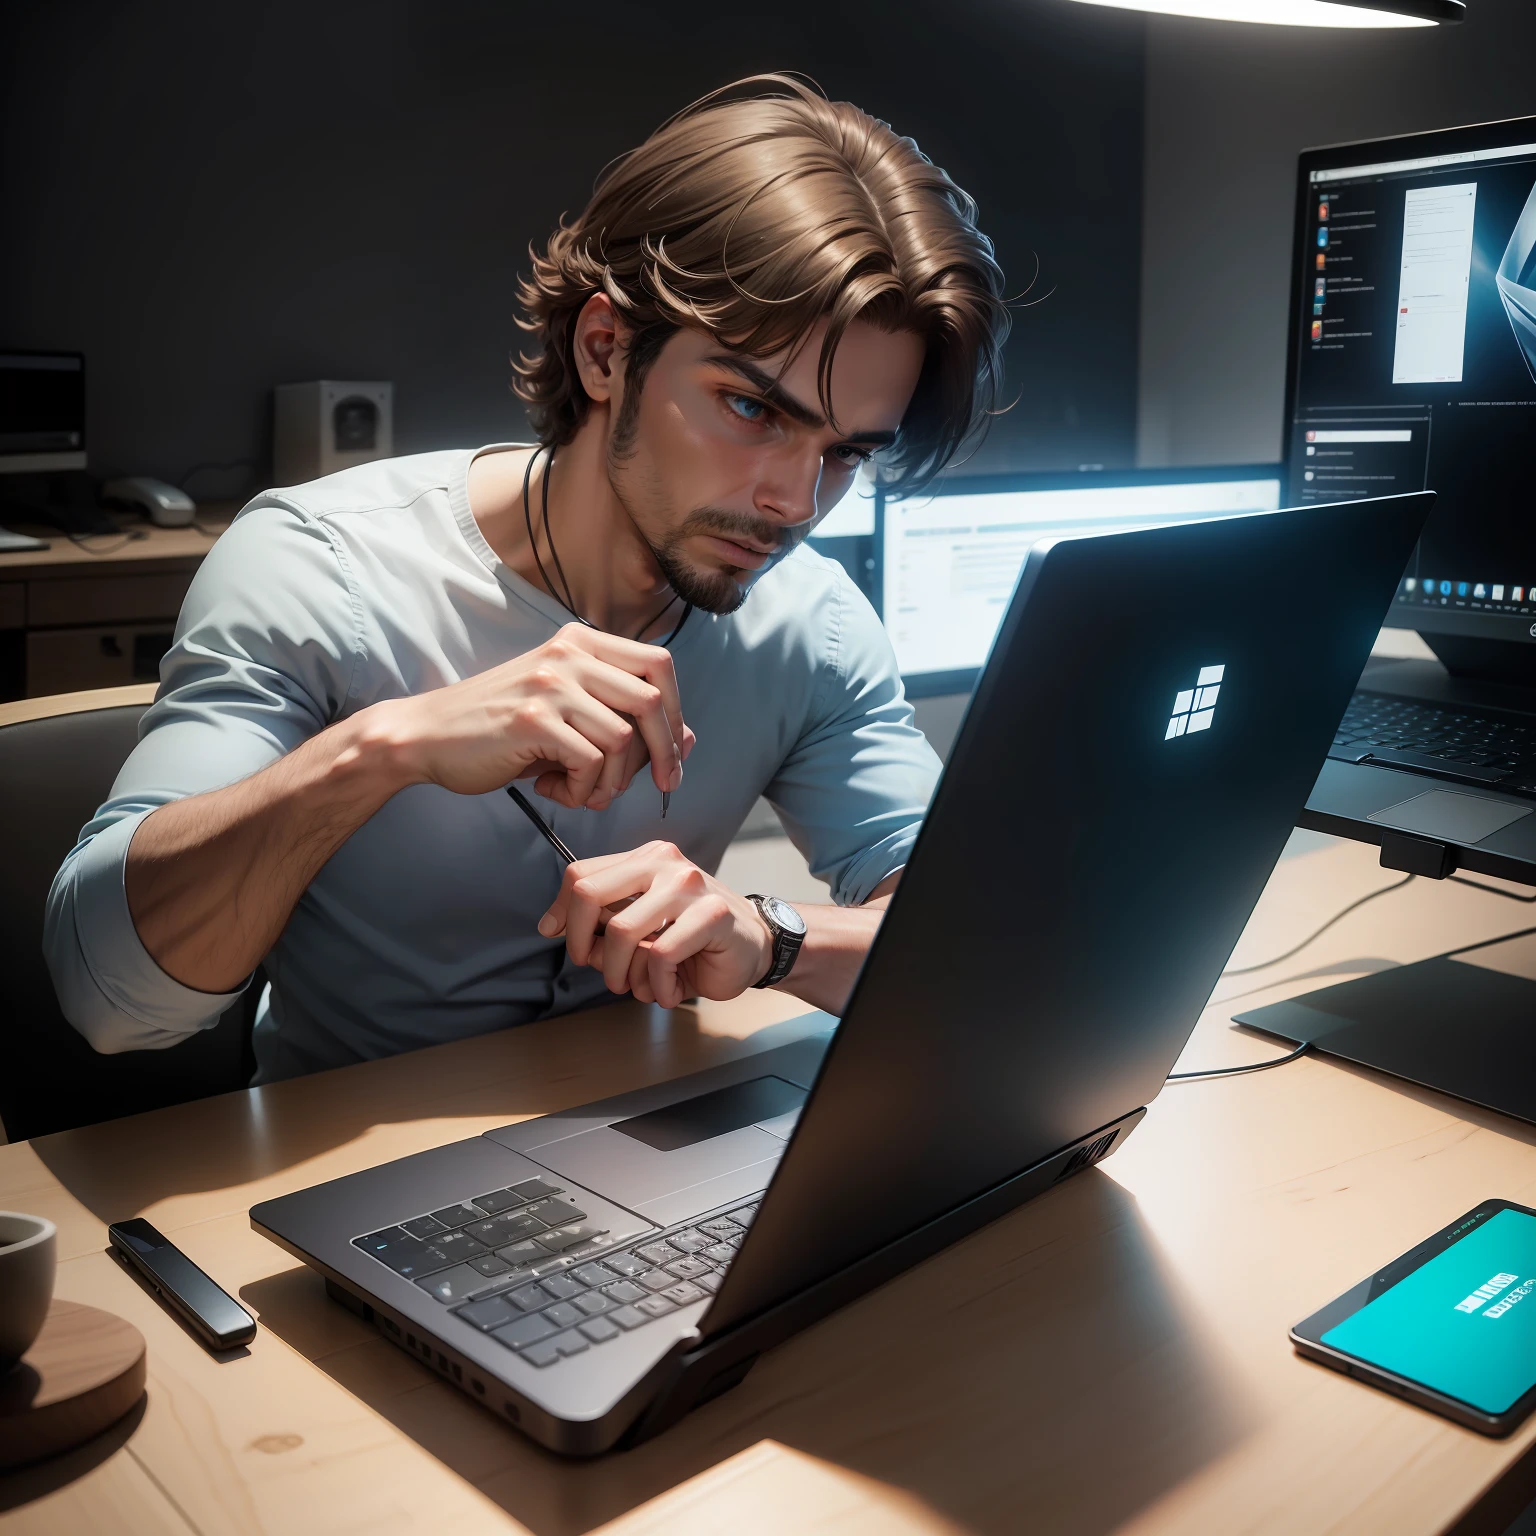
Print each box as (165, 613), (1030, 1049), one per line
(572, 292), (628, 405)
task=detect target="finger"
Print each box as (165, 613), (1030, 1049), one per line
(573, 640), (686, 792)
(558, 693), (638, 808)
(573, 657), (683, 795)
(590, 886), (679, 993)
(644, 901), (732, 1007)
(528, 720), (607, 810)
(539, 850), (635, 940)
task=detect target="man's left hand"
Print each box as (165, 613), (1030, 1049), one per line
(538, 842), (772, 1008)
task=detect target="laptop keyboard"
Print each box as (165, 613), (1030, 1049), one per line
(353, 1177), (754, 1369)
(1328, 690), (1536, 797)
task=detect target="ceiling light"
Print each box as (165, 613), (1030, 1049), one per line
(1069, 0), (1464, 26)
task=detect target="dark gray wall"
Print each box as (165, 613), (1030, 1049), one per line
(1, 0), (1146, 495)
(1137, 0), (1536, 469)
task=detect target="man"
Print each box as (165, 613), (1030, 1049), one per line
(46, 76), (1009, 1083)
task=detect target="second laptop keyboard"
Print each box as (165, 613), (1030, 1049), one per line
(1328, 690), (1536, 797)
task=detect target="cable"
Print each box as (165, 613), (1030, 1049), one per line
(1167, 1042), (1310, 1082)
(1449, 874), (1536, 903)
(1220, 872), (1415, 976)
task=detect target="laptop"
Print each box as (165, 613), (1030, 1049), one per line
(1286, 115), (1536, 884)
(251, 490), (1431, 1455)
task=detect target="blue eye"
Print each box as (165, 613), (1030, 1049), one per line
(726, 393), (768, 423)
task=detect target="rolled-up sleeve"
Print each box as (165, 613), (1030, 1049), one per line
(44, 500), (364, 1053)
(765, 574), (941, 906)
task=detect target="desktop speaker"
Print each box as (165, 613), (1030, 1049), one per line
(272, 380), (393, 486)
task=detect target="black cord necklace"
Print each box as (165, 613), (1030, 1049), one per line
(520, 444), (691, 646)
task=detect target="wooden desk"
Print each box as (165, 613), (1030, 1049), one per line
(5, 833), (1536, 1535)
(0, 511), (232, 699)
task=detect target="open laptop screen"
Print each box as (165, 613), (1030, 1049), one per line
(876, 468), (1283, 696)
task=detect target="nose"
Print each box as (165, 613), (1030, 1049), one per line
(754, 441), (822, 532)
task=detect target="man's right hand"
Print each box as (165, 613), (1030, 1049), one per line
(374, 623), (692, 810)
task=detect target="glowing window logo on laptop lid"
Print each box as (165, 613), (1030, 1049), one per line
(1165, 664), (1225, 740)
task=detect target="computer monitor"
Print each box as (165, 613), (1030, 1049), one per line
(1285, 115), (1536, 666)
(875, 467), (1284, 696)
(0, 351), (86, 473)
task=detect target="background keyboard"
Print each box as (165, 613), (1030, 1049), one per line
(354, 1178), (754, 1369)
(1328, 690), (1536, 798)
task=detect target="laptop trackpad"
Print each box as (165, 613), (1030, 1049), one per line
(520, 1076), (806, 1219)
(1367, 789), (1532, 844)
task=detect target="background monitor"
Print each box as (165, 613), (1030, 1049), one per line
(875, 466), (1284, 697)
(0, 351), (86, 473)
(1285, 115), (1536, 647)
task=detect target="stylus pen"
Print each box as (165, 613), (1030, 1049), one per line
(506, 784), (577, 865)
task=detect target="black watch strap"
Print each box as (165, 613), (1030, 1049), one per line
(748, 894), (806, 989)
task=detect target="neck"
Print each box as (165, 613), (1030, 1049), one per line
(469, 411), (678, 639)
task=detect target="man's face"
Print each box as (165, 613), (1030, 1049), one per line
(604, 317), (925, 614)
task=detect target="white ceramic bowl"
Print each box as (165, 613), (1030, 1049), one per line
(0, 1212), (57, 1370)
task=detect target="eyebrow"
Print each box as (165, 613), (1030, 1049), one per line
(705, 354), (898, 447)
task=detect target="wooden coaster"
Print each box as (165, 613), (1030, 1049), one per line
(0, 1300), (146, 1471)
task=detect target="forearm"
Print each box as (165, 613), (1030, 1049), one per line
(773, 881), (896, 1016)
(125, 707), (410, 993)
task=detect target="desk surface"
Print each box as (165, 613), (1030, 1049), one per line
(0, 511), (234, 579)
(5, 833), (1536, 1535)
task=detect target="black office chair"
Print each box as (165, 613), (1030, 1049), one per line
(0, 685), (255, 1143)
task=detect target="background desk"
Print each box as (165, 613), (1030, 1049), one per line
(6, 832), (1536, 1535)
(0, 513), (232, 700)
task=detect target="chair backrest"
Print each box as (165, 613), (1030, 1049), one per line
(0, 685), (254, 1143)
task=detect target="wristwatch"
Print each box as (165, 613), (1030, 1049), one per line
(747, 894), (807, 989)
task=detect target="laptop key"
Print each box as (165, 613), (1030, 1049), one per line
(603, 1252), (649, 1278)
(454, 1295), (521, 1332)
(470, 1211), (547, 1245)
(603, 1280), (647, 1305)
(609, 1304), (648, 1330)
(473, 1188), (530, 1215)
(535, 1222), (609, 1254)
(579, 1316), (621, 1344)
(636, 1241), (679, 1266)
(551, 1329), (589, 1357)
(493, 1313), (559, 1350)
(430, 1203), (484, 1230)
(662, 1281), (706, 1307)
(400, 1215), (446, 1241)
(573, 1262), (616, 1287)
(696, 1271), (723, 1294)
(667, 1231), (710, 1253)
(575, 1291), (613, 1316)
(431, 1230), (489, 1264)
(468, 1255), (510, 1278)
(417, 1264), (493, 1305)
(703, 1243), (736, 1263)
(698, 1218), (741, 1237)
(665, 1257), (712, 1280)
(507, 1178), (564, 1203)
(508, 1284), (547, 1311)
(543, 1302), (583, 1329)
(539, 1273), (584, 1301)
(522, 1338), (562, 1367)
(636, 1294), (676, 1318)
(639, 1269), (674, 1292)
(496, 1239), (547, 1268)
(524, 1198), (587, 1227)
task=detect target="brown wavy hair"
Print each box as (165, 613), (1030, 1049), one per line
(512, 75), (1010, 492)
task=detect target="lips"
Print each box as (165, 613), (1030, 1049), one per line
(702, 534), (775, 570)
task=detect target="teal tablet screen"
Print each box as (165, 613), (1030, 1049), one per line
(1323, 1207), (1536, 1414)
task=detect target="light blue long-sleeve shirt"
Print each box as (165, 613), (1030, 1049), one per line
(44, 447), (940, 1083)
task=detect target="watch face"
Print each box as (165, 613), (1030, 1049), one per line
(765, 896), (807, 936)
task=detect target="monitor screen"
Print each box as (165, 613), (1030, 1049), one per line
(876, 468), (1283, 696)
(1287, 117), (1536, 645)
(0, 351), (86, 473)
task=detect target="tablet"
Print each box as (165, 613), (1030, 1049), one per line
(1292, 1199), (1536, 1436)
